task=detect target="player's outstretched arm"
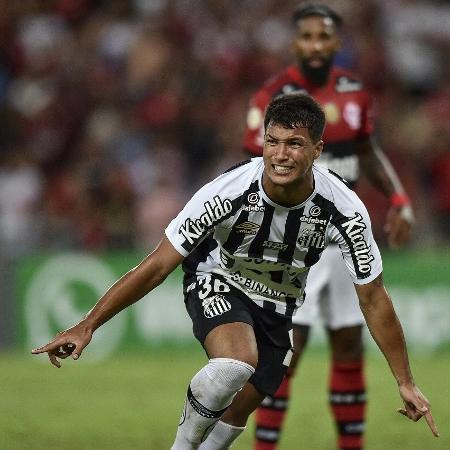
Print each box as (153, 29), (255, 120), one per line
(355, 274), (439, 437)
(358, 137), (414, 248)
(31, 236), (184, 367)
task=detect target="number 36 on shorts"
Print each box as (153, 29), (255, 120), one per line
(197, 276), (231, 300)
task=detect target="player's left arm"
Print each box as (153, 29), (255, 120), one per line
(355, 275), (439, 437)
(357, 137), (414, 248)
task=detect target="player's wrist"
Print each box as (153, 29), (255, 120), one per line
(390, 193), (411, 209)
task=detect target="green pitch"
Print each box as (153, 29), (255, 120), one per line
(1, 346), (448, 449)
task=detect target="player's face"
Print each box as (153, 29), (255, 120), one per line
(263, 123), (323, 203)
(293, 16), (340, 81)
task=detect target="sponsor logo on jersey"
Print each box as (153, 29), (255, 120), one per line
(340, 213), (374, 274)
(179, 195), (232, 245)
(242, 193), (265, 211)
(247, 193), (260, 204)
(230, 272), (290, 298)
(235, 221), (260, 235)
(242, 203), (265, 212)
(299, 215), (328, 225)
(263, 240), (288, 251)
(202, 295), (232, 318)
(309, 206), (321, 217)
(281, 84), (308, 96)
(297, 228), (325, 249)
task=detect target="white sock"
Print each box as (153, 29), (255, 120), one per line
(171, 358), (254, 450)
(198, 421), (245, 449)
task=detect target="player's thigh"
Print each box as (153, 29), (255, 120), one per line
(205, 322), (258, 366)
(184, 274), (258, 365)
(319, 245), (364, 329)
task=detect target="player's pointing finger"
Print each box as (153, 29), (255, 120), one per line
(424, 411), (439, 438)
(31, 340), (61, 354)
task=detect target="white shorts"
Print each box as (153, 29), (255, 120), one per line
(292, 244), (364, 330)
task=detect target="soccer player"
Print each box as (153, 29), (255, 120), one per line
(32, 94), (437, 450)
(243, 4), (415, 449)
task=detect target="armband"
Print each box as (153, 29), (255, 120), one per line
(390, 193), (410, 208)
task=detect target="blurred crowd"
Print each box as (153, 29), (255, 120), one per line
(0, 0), (449, 259)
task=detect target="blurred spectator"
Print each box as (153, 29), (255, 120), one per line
(0, 147), (44, 258)
(0, 0), (448, 257)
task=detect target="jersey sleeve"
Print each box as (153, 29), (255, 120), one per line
(328, 193), (382, 284)
(165, 166), (247, 256)
(242, 89), (271, 156)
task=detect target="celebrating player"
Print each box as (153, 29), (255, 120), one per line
(243, 4), (415, 449)
(32, 93), (437, 449)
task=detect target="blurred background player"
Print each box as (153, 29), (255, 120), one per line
(243, 3), (414, 450)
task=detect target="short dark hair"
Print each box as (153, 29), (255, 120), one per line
(264, 93), (326, 143)
(292, 3), (342, 28)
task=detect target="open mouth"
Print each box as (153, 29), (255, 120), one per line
(272, 164), (293, 175)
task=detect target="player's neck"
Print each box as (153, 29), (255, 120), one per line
(262, 172), (314, 207)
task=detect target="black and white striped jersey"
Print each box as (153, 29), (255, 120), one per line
(165, 158), (382, 317)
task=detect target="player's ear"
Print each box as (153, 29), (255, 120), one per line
(314, 140), (323, 160)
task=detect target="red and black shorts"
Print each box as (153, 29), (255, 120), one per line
(184, 273), (293, 396)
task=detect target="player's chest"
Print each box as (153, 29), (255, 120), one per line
(218, 202), (331, 268)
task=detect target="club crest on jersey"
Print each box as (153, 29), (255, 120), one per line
(297, 228), (325, 249)
(340, 213), (374, 275)
(235, 221), (260, 235)
(202, 295), (232, 318)
(179, 196), (232, 245)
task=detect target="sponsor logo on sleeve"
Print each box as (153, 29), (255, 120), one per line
(340, 213), (374, 274)
(179, 195), (232, 245)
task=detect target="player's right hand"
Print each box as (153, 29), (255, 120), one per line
(31, 322), (93, 368)
(397, 383), (439, 437)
